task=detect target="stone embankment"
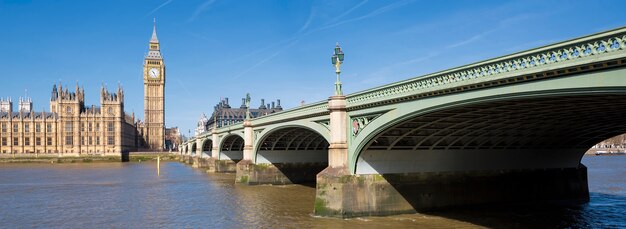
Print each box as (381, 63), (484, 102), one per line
(0, 152), (177, 163)
(177, 155), (238, 173)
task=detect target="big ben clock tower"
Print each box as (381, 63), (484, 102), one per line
(143, 20), (165, 150)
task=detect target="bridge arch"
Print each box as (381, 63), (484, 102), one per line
(351, 74), (626, 174)
(201, 138), (212, 157)
(254, 124), (330, 164)
(219, 134), (244, 162)
(255, 122), (331, 144)
(190, 142), (197, 155)
(244, 124), (330, 184)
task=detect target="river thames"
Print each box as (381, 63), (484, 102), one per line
(0, 155), (624, 228)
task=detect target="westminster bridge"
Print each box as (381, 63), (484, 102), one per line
(180, 27), (626, 218)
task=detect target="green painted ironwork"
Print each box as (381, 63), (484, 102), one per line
(345, 26), (626, 108)
(182, 26), (626, 174)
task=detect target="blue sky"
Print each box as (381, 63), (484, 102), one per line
(1, 0), (625, 136)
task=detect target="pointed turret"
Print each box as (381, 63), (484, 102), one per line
(117, 82), (124, 101)
(100, 84), (106, 102)
(146, 19), (163, 59)
(58, 84), (63, 99)
(150, 18), (159, 44)
(51, 84), (58, 101)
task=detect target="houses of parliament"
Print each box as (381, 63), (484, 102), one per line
(0, 23), (176, 155)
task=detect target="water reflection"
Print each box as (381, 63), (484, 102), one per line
(0, 155), (623, 228)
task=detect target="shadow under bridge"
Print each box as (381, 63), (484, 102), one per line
(253, 126), (329, 185)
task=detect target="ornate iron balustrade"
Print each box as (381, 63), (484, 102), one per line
(345, 27), (626, 106)
(184, 27), (626, 147)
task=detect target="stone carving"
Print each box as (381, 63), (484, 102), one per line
(351, 113), (383, 136)
(195, 113), (209, 135)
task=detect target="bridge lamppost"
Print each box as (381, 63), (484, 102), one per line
(331, 43), (345, 96)
(244, 93), (251, 120)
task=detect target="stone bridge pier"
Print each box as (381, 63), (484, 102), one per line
(235, 119), (329, 185)
(182, 27), (626, 218)
(312, 91), (625, 217)
(207, 132), (242, 173)
(191, 132), (241, 173)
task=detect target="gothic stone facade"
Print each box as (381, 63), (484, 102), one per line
(0, 22), (168, 155)
(143, 21), (166, 150)
(0, 84), (137, 155)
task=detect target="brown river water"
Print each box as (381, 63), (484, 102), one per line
(0, 155), (624, 228)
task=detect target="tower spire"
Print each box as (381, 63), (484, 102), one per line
(150, 18), (159, 43)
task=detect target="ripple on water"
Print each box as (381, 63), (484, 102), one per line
(0, 157), (624, 228)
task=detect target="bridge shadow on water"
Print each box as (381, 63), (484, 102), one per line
(273, 162), (327, 188)
(418, 193), (626, 228)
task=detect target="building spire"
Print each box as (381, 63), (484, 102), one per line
(150, 18), (159, 43)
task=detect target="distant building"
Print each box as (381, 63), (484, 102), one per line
(195, 114), (210, 136)
(195, 97), (283, 135)
(0, 21), (171, 155)
(0, 84), (138, 155)
(165, 127), (181, 150)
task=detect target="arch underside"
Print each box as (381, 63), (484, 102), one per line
(190, 143), (197, 154)
(357, 94), (626, 174)
(256, 127), (329, 164)
(220, 135), (244, 161)
(259, 127), (328, 151)
(201, 139), (212, 155)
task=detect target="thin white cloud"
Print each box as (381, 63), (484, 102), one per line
(297, 0), (368, 35)
(186, 31), (220, 44)
(327, 0), (368, 24)
(223, 0), (414, 82)
(503, 39), (558, 53)
(359, 75), (388, 85)
(317, 0), (414, 31)
(362, 51), (439, 84)
(397, 53), (438, 66)
(187, 0), (216, 23)
(298, 8), (316, 33)
(232, 50), (281, 79)
(226, 37), (297, 66)
(175, 78), (193, 98)
(229, 0), (413, 81)
(446, 32), (489, 49)
(232, 39), (299, 79)
(445, 12), (543, 50)
(144, 0), (173, 18)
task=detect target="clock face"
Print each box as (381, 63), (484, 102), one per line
(148, 68), (160, 79)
